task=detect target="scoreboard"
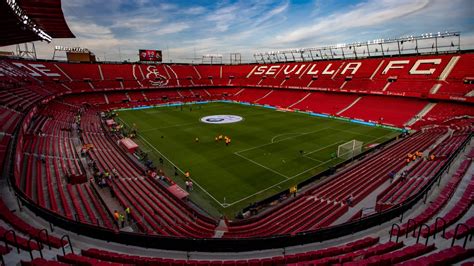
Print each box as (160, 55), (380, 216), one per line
(139, 49), (162, 62)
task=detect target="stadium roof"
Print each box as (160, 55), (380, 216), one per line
(0, 0), (75, 47)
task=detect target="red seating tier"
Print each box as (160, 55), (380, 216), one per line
(413, 102), (474, 128)
(231, 88), (272, 102)
(393, 158), (472, 236)
(291, 92), (359, 115)
(339, 95), (427, 127)
(256, 89), (309, 108)
(56, 63), (101, 81)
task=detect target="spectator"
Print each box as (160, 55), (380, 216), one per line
(118, 213), (125, 228)
(400, 171), (407, 182)
(389, 171), (395, 183)
(99, 177), (107, 188)
(125, 207), (131, 222)
(145, 160), (153, 168)
(112, 168), (119, 178)
(346, 194), (354, 206)
(93, 171), (100, 183)
(158, 169), (165, 180)
(113, 210), (119, 226)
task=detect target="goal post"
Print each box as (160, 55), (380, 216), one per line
(337, 140), (363, 159)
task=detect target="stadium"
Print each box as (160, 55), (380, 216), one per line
(0, 0), (473, 265)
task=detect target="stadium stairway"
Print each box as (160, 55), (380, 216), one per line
(336, 96), (362, 115)
(404, 102), (438, 128)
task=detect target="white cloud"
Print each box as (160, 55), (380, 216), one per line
(6, 0), (472, 63)
(159, 3), (177, 11)
(151, 22), (190, 36)
(274, 0), (430, 44)
(111, 17), (163, 32)
(206, 4), (240, 32)
(69, 20), (115, 39)
(253, 1), (289, 26)
(183, 6), (207, 15)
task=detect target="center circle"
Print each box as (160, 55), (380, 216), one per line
(200, 115), (243, 124)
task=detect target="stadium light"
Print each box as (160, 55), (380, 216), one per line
(7, 0), (53, 43)
(254, 31), (461, 63)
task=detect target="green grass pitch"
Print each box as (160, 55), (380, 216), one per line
(116, 102), (400, 217)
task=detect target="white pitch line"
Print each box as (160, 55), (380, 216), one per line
(223, 158), (336, 207)
(303, 155), (323, 162)
(234, 152), (290, 179)
(271, 132), (302, 143)
(223, 178), (291, 207)
(117, 117), (226, 207)
(239, 128), (394, 206)
(138, 134), (226, 207)
(288, 132), (396, 179)
(225, 138), (349, 207)
(303, 141), (345, 156)
(235, 127), (330, 154)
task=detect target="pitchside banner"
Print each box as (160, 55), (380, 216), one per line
(139, 49), (162, 62)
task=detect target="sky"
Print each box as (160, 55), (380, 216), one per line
(3, 0), (474, 63)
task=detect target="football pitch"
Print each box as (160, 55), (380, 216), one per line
(116, 102), (400, 217)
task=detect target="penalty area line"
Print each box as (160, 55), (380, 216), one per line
(226, 140), (346, 207)
(235, 127), (330, 154)
(226, 137), (345, 207)
(223, 158), (336, 207)
(271, 132), (302, 143)
(233, 152), (290, 180)
(303, 140), (345, 157)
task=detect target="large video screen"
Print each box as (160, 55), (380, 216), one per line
(139, 49), (162, 62)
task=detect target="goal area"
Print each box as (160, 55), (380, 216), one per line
(337, 140), (363, 159)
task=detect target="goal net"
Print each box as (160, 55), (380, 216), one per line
(337, 140), (363, 159)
